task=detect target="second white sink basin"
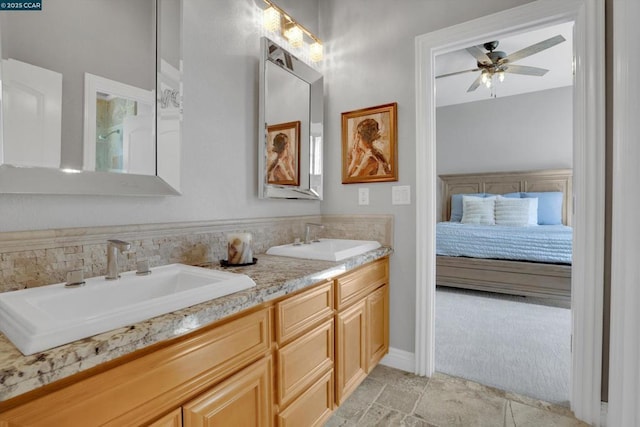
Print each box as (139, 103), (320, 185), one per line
(0, 264), (256, 355)
(266, 238), (381, 261)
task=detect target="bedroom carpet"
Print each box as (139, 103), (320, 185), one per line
(435, 286), (571, 406)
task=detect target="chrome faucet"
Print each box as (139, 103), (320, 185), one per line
(106, 239), (131, 280)
(304, 223), (325, 244)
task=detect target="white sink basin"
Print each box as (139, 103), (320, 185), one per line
(266, 238), (381, 261)
(0, 264), (256, 355)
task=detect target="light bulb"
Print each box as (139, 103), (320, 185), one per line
(498, 71), (505, 82)
(310, 42), (323, 62)
(263, 7), (280, 32)
(285, 25), (303, 47)
(485, 76), (492, 88)
(481, 72), (488, 84)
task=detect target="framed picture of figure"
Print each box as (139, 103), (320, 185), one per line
(341, 102), (398, 184)
(266, 121), (300, 186)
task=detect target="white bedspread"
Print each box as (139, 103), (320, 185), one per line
(436, 222), (572, 264)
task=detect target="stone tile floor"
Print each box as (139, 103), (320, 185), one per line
(325, 365), (587, 427)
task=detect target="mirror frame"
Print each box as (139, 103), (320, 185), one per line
(0, 0), (181, 196)
(259, 37), (323, 200)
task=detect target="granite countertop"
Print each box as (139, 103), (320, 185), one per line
(0, 247), (392, 403)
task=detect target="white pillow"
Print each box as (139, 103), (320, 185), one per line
(495, 196), (538, 226)
(461, 196), (496, 225)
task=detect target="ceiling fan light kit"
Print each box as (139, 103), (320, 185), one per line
(437, 34), (566, 97)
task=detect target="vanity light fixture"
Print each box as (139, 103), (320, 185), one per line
(284, 23), (303, 47)
(261, 0), (323, 62)
(310, 42), (323, 62)
(263, 6), (280, 32)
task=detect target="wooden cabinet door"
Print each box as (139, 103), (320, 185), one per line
(183, 356), (273, 427)
(335, 299), (367, 405)
(366, 284), (389, 371)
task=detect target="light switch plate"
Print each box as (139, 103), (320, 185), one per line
(358, 188), (370, 205)
(392, 185), (411, 205)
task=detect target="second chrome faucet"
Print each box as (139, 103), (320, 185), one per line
(106, 239), (131, 280)
(304, 223), (324, 244)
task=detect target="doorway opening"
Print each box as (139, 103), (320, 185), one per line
(414, 1), (604, 423)
(433, 22), (574, 406)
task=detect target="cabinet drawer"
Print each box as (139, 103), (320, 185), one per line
(183, 356), (273, 427)
(148, 408), (182, 427)
(277, 318), (334, 408)
(335, 258), (388, 309)
(277, 369), (334, 427)
(276, 280), (333, 345)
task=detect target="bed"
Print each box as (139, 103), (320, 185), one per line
(436, 169), (572, 300)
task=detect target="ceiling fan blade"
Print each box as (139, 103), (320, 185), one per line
(436, 68), (479, 79)
(466, 46), (491, 65)
(467, 74), (483, 92)
(504, 64), (549, 76)
(502, 34), (566, 64)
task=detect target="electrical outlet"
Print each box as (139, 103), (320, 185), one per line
(358, 188), (370, 205)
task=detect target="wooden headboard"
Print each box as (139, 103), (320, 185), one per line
(439, 169), (573, 226)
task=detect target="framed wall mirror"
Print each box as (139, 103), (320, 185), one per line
(259, 37), (323, 200)
(0, 0), (182, 195)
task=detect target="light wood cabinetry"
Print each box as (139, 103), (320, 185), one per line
(149, 408), (182, 427)
(336, 299), (367, 404)
(275, 280), (334, 426)
(276, 280), (333, 345)
(0, 257), (389, 426)
(335, 258), (389, 405)
(367, 284), (390, 369)
(276, 369), (334, 427)
(0, 307), (272, 426)
(183, 356), (273, 426)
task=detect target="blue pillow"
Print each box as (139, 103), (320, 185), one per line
(521, 192), (563, 225)
(450, 193), (486, 222)
(501, 192), (522, 199)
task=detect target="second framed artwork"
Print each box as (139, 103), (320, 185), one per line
(266, 121), (301, 186)
(342, 102), (398, 184)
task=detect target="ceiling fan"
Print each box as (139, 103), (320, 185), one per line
(436, 35), (566, 92)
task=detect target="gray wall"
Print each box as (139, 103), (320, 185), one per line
(437, 86), (573, 175)
(0, 0), (542, 356)
(0, 0), (321, 232)
(318, 0), (534, 354)
(436, 86), (573, 221)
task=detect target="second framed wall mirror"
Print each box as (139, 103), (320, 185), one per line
(259, 37), (323, 200)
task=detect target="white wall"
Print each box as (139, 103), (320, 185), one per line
(318, 0), (534, 354)
(437, 86), (573, 174)
(0, 0), (321, 232)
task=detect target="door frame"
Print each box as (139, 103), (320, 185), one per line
(414, 0), (605, 424)
(608, 0), (640, 424)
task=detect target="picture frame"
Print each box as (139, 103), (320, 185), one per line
(341, 102), (398, 184)
(266, 121), (301, 186)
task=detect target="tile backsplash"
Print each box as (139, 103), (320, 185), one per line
(0, 214), (393, 293)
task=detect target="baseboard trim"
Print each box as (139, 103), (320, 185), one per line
(601, 402), (608, 427)
(380, 347), (416, 373)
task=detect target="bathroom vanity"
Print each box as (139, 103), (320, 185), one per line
(0, 251), (390, 426)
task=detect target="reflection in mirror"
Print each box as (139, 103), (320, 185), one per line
(0, 0), (182, 195)
(259, 37), (323, 200)
(83, 74), (155, 175)
(1, 58), (62, 169)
